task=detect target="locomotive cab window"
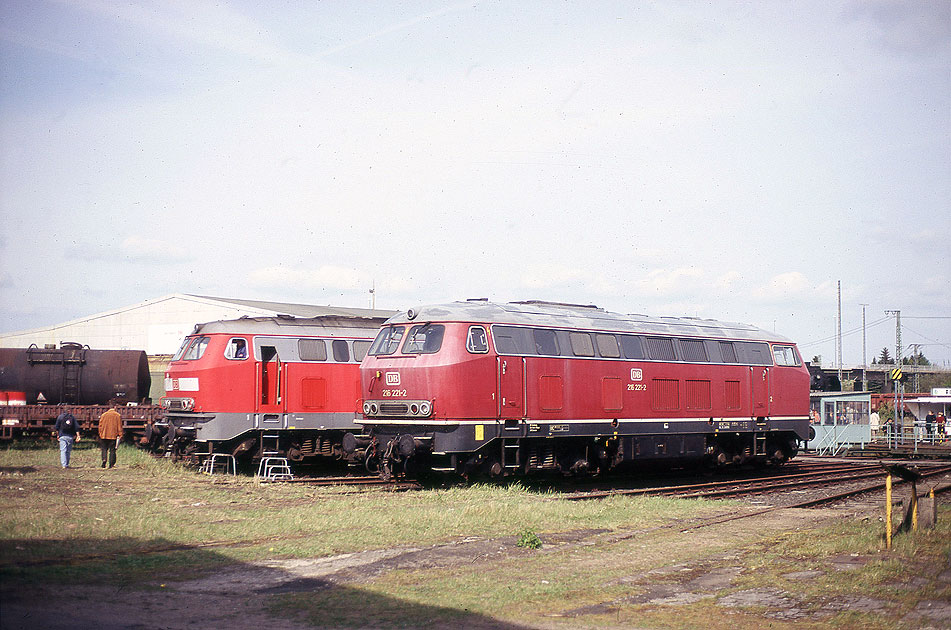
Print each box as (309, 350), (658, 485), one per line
(172, 337), (193, 361)
(225, 338), (248, 360)
(182, 337), (209, 360)
(402, 324), (445, 354)
(772, 345), (801, 366)
(466, 326), (489, 353)
(298, 339), (327, 361)
(332, 339), (350, 362)
(368, 326), (405, 356)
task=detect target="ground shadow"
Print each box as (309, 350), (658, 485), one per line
(0, 537), (537, 630)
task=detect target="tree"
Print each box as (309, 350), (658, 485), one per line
(878, 347), (892, 364)
(902, 351), (931, 367)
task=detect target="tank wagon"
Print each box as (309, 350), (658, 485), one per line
(157, 312), (393, 462)
(0, 343), (151, 405)
(0, 343), (157, 440)
(349, 300), (811, 477)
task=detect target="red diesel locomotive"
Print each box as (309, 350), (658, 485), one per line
(158, 312), (392, 462)
(348, 300), (811, 477)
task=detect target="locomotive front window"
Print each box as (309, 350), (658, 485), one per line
(172, 337), (193, 361)
(368, 326), (405, 356)
(402, 324), (445, 354)
(333, 339), (350, 362)
(299, 339), (327, 361)
(466, 326), (489, 353)
(569, 332), (595, 357)
(353, 340), (372, 361)
(182, 337), (209, 360)
(772, 345), (801, 366)
(225, 338), (248, 360)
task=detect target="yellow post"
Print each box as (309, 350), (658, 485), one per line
(885, 474), (892, 550)
(911, 482), (918, 533)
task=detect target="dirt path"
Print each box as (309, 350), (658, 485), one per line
(1, 503), (882, 630)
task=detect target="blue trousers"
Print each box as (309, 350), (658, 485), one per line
(58, 436), (75, 468)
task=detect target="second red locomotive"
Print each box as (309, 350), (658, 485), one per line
(348, 300), (811, 477)
(158, 312), (392, 462)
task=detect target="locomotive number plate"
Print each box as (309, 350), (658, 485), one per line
(382, 389), (407, 397)
(627, 383), (647, 391)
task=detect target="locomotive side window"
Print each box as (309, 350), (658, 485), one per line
(772, 345), (800, 366)
(737, 342), (772, 365)
(569, 332), (595, 357)
(645, 337), (676, 361)
(225, 338), (248, 360)
(368, 326), (405, 355)
(719, 341), (738, 363)
(333, 339), (350, 362)
(298, 339), (327, 361)
(353, 340), (372, 361)
(402, 324), (445, 354)
(492, 326), (531, 354)
(680, 339), (708, 362)
(533, 328), (560, 356)
(466, 326), (489, 354)
(182, 337), (209, 360)
(619, 335), (645, 359)
(595, 334), (620, 358)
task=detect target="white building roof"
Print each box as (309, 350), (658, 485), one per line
(0, 294), (396, 355)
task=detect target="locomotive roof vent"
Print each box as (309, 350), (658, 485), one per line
(512, 300), (602, 311)
(467, 297), (489, 302)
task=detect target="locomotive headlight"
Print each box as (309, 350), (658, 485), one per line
(420, 401), (432, 416)
(370, 403), (379, 415)
(410, 403), (419, 415)
(363, 402), (371, 415)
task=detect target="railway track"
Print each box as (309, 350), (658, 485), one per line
(554, 462), (951, 502)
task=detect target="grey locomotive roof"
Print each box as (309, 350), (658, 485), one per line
(189, 294), (398, 320)
(385, 300), (794, 343)
(193, 314), (390, 337)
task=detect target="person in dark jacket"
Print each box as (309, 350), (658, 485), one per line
(54, 411), (80, 468)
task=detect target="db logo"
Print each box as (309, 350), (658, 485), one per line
(385, 372), (401, 386)
(630, 368), (643, 381)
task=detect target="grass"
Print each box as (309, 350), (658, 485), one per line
(3, 441), (949, 629)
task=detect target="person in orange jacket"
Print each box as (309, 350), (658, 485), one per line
(98, 404), (123, 468)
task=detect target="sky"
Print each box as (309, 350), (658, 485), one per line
(1, 0), (949, 367)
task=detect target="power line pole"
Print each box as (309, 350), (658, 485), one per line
(837, 281), (843, 384)
(860, 303), (868, 391)
(885, 310), (902, 430)
(911, 343), (920, 393)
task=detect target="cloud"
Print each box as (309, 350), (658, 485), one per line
(120, 236), (190, 262)
(633, 267), (705, 296)
(246, 265), (366, 291)
(752, 271), (812, 301)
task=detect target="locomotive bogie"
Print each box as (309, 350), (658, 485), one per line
(357, 301), (811, 477)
